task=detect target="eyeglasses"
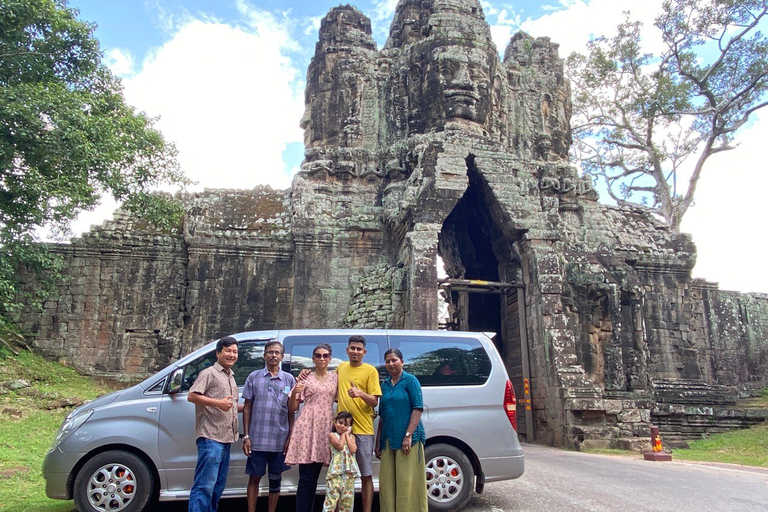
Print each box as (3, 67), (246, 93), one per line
(265, 350), (283, 356)
(313, 353), (331, 359)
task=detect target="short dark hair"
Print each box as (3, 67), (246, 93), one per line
(348, 335), (366, 347)
(216, 336), (238, 353)
(264, 340), (284, 354)
(384, 347), (403, 362)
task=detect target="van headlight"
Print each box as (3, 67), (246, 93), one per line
(51, 409), (93, 448)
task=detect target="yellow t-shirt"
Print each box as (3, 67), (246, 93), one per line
(336, 361), (382, 435)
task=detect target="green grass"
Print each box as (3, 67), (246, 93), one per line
(674, 423), (768, 467)
(0, 347), (112, 512)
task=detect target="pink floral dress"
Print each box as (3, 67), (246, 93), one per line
(285, 371), (338, 464)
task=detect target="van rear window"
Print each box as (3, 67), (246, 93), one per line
(388, 335), (492, 386)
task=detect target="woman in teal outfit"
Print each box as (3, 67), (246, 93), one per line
(374, 348), (428, 512)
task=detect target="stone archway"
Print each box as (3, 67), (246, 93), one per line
(437, 158), (534, 439)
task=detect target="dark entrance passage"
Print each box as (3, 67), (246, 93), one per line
(437, 158), (533, 440)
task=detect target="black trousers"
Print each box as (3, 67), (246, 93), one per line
(295, 462), (324, 512)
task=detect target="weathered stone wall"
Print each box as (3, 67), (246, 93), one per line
(17, 212), (187, 377)
(698, 285), (768, 394)
(181, 188), (294, 349)
(18, 186), (292, 378)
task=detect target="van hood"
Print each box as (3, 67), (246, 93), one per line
(69, 389), (123, 417)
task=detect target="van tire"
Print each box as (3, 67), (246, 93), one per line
(73, 450), (155, 512)
(425, 443), (474, 512)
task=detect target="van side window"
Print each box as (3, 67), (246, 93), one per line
(388, 335), (492, 386)
(232, 342), (266, 385)
(283, 334), (386, 379)
(180, 341), (266, 391)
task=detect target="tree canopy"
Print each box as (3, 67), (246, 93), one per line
(566, 0), (768, 232)
(0, 0), (189, 330)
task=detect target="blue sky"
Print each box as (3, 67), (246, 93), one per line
(61, 0), (768, 293)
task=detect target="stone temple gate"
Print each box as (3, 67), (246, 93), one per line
(16, 0), (768, 447)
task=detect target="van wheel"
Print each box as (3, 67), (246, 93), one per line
(425, 444), (474, 512)
(73, 450), (155, 512)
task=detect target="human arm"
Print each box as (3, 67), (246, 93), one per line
(345, 430), (357, 454)
(328, 431), (345, 451)
(374, 415), (383, 459)
(284, 399), (295, 454)
(401, 408), (422, 455)
(242, 399), (253, 456)
(401, 375), (424, 455)
(187, 391), (235, 412)
(348, 371), (380, 408)
(288, 379), (305, 414)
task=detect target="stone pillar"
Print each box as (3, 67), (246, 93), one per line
(403, 223), (441, 329)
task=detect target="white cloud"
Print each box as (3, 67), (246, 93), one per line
(680, 114), (768, 293)
(518, 0), (665, 56)
(119, 13), (304, 192)
(104, 48), (136, 77)
(68, 5), (305, 238)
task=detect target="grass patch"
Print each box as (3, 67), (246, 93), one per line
(674, 423), (768, 467)
(0, 348), (112, 512)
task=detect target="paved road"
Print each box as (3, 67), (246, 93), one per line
(158, 443), (768, 511)
(462, 443), (768, 512)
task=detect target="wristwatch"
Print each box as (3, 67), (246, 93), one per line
(404, 432), (411, 438)
(243, 434), (250, 440)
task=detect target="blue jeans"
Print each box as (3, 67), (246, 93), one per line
(188, 438), (231, 512)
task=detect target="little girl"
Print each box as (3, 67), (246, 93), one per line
(322, 411), (361, 512)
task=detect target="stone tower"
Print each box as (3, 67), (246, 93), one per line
(16, 0), (768, 447)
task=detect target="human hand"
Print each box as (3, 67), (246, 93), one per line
(374, 446), (382, 459)
(401, 436), (412, 455)
(298, 369), (311, 381)
(243, 437), (251, 456)
(293, 380), (305, 397)
(348, 382), (364, 399)
(216, 395), (235, 411)
(336, 423), (349, 435)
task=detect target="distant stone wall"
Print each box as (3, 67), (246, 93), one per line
(699, 285), (768, 394)
(16, 211), (187, 377)
(18, 187), (292, 379)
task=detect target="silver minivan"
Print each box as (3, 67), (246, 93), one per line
(43, 329), (525, 512)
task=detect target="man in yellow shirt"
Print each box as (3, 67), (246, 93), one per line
(336, 335), (382, 512)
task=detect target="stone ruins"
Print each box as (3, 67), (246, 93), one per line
(16, 0), (767, 447)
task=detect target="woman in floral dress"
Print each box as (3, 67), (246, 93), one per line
(285, 344), (338, 512)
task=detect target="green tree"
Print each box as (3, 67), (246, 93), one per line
(0, 0), (189, 331)
(566, 0), (768, 232)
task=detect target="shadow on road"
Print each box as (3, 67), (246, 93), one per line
(148, 493), (381, 512)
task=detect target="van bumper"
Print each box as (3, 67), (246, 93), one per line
(42, 447), (79, 500)
(479, 453), (525, 482)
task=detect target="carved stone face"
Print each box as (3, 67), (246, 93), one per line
(406, 41), (496, 133)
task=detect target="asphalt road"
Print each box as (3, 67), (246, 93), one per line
(462, 443), (768, 512)
(158, 442), (768, 511)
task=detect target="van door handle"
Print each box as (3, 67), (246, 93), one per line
(146, 407), (158, 413)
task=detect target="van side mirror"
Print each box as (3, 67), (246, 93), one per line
(168, 368), (184, 395)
